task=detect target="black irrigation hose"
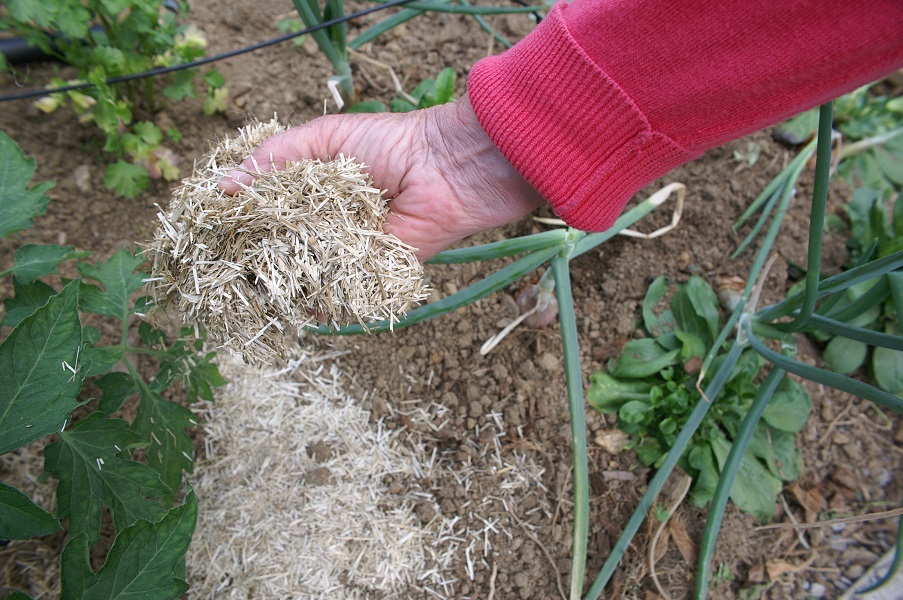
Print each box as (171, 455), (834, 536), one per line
(0, 0), (420, 103)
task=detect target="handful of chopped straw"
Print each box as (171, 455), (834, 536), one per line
(146, 118), (428, 364)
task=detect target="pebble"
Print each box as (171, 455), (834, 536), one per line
(443, 282), (458, 296)
(808, 582), (826, 598)
(73, 164), (92, 193)
(538, 352), (561, 372)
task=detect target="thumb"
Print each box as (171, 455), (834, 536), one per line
(218, 119), (339, 196)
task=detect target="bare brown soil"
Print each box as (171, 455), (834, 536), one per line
(1, 1), (901, 598)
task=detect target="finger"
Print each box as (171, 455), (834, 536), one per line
(218, 131), (308, 195)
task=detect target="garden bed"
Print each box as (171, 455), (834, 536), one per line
(1, 0), (901, 598)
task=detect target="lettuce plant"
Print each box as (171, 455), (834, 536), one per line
(587, 275), (812, 522)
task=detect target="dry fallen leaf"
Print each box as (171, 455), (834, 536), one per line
(766, 555), (815, 580)
(668, 516), (697, 565)
(594, 429), (631, 454)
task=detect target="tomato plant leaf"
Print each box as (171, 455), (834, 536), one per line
(762, 377), (812, 433)
(133, 389), (199, 501)
(10, 244), (89, 284)
(44, 413), (170, 548)
(103, 161), (149, 199)
(59, 489), (196, 600)
(2, 279), (57, 329)
(184, 356), (227, 403)
(95, 372), (139, 415)
(0, 132), (54, 241)
(0, 481), (62, 540)
(78, 249), (147, 321)
(0, 280), (84, 455)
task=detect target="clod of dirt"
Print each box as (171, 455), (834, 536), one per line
(146, 118), (429, 364)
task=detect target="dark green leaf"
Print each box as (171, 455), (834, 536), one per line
(642, 275), (678, 349)
(203, 68), (225, 89)
(96, 372), (139, 414)
(348, 101), (387, 113)
(44, 413), (170, 547)
(775, 109), (819, 145)
(872, 324), (903, 394)
(162, 69), (197, 101)
(610, 339), (680, 379)
(78, 249), (147, 320)
(6, 591), (34, 600)
(685, 276), (721, 343)
(888, 271), (903, 327)
(389, 98), (417, 113)
(747, 425), (803, 481)
(586, 371), (651, 412)
(846, 187), (879, 251)
(133, 389), (199, 500)
(185, 357), (227, 403)
(0, 131), (54, 240)
(10, 244), (88, 283)
(675, 330), (706, 361)
(874, 146), (903, 185)
(710, 433), (781, 523)
(762, 377), (811, 433)
(2, 279), (57, 329)
(0, 481), (61, 540)
(59, 489), (196, 600)
(618, 400), (652, 424)
(433, 67), (455, 104)
(0, 281), (84, 455)
(822, 335), (868, 375)
(634, 437), (664, 466)
(104, 161), (149, 198)
(688, 443), (719, 508)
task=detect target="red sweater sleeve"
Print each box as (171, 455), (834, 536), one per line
(468, 0), (903, 231)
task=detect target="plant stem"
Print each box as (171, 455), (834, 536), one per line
(787, 102), (833, 331)
(694, 367), (785, 598)
(552, 255), (589, 600)
(840, 125), (903, 159)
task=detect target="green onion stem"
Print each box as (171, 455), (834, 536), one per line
(694, 367), (785, 598)
(584, 342), (744, 599)
(745, 318), (903, 413)
(787, 103), (833, 331)
(552, 255), (589, 600)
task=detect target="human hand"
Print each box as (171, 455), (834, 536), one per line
(219, 95), (545, 261)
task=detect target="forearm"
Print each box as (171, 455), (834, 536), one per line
(468, 0), (903, 231)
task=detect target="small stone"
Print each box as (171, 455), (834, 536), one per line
(73, 164), (92, 193)
(442, 282), (458, 296)
(306, 441), (332, 463)
(833, 432), (851, 445)
(808, 583), (826, 598)
(845, 564), (864, 580)
(538, 352), (561, 372)
(305, 466), (331, 486)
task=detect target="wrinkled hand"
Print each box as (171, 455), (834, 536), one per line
(219, 95), (545, 261)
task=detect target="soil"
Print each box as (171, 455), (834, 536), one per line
(1, 1), (902, 599)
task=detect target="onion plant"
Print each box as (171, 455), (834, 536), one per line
(313, 99), (903, 599)
(289, 0), (549, 108)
